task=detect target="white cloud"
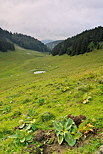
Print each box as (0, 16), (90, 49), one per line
(0, 0), (103, 40)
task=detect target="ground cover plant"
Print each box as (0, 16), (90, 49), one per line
(54, 118), (82, 146)
(0, 46), (103, 153)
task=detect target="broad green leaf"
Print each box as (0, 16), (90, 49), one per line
(64, 131), (70, 138)
(88, 96), (92, 100)
(54, 121), (59, 130)
(83, 99), (88, 104)
(58, 134), (63, 144)
(31, 119), (36, 123)
(25, 134), (32, 141)
(54, 121), (62, 131)
(63, 121), (69, 129)
(20, 137), (25, 143)
(56, 130), (60, 136)
(9, 134), (18, 138)
(65, 132), (76, 146)
(19, 119), (23, 124)
(31, 124), (36, 131)
(19, 124), (25, 129)
(61, 121), (65, 126)
(16, 132), (24, 139)
(74, 131), (82, 139)
(59, 122), (64, 130)
(65, 118), (73, 130)
(25, 124), (31, 130)
(71, 125), (77, 133)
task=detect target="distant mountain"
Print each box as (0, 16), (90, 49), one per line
(46, 40), (63, 50)
(52, 26), (103, 56)
(41, 40), (54, 44)
(0, 28), (49, 52)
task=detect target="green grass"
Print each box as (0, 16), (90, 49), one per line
(0, 46), (103, 153)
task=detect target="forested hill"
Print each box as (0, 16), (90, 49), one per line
(0, 37), (15, 52)
(0, 28), (49, 52)
(0, 28), (15, 52)
(52, 26), (103, 56)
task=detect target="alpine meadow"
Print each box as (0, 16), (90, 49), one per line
(0, 43), (103, 153)
(0, 0), (103, 153)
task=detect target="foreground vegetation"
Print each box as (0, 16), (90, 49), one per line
(0, 46), (103, 153)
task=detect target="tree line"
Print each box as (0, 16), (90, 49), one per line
(0, 28), (49, 52)
(0, 37), (15, 52)
(52, 26), (103, 56)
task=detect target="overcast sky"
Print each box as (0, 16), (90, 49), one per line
(0, 0), (103, 40)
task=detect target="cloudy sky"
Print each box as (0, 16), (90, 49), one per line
(0, 0), (103, 40)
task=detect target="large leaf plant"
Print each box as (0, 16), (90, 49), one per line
(54, 118), (82, 146)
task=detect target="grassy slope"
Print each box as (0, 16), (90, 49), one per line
(0, 46), (103, 153)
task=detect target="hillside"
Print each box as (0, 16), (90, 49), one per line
(52, 26), (103, 56)
(0, 46), (103, 153)
(0, 36), (15, 52)
(0, 28), (48, 52)
(46, 40), (63, 50)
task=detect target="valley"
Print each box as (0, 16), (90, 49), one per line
(0, 46), (103, 153)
